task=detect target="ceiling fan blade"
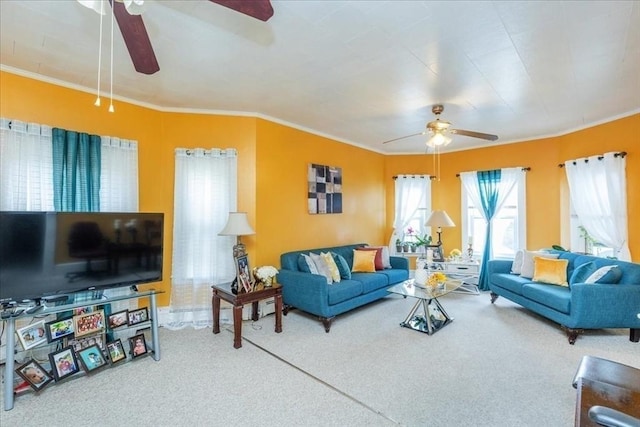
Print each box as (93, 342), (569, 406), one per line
(449, 129), (498, 141)
(209, 0), (274, 22)
(382, 132), (426, 144)
(111, 0), (159, 75)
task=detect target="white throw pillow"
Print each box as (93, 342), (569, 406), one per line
(520, 250), (560, 279)
(300, 253), (319, 275)
(511, 250), (524, 274)
(310, 252), (333, 284)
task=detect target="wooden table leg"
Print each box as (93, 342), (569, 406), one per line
(275, 292), (282, 333)
(212, 292), (220, 334)
(252, 301), (259, 321)
(233, 304), (243, 349)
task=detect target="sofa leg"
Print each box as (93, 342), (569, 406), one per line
(320, 317), (334, 333)
(565, 328), (582, 345)
(631, 328), (640, 342)
(283, 304), (292, 316)
(490, 292), (499, 303)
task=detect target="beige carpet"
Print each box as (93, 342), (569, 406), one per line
(1, 292), (637, 426)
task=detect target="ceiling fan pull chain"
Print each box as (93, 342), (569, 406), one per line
(94, 0), (104, 107)
(109, 1), (115, 113)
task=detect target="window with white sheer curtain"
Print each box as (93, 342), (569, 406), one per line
(565, 152), (629, 261)
(390, 176), (432, 250)
(166, 148), (238, 330)
(100, 137), (139, 212)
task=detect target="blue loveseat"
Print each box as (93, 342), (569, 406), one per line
(487, 250), (640, 344)
(278, 243), (409, 332)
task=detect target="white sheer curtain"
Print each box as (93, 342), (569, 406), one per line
(390, 176), (431, 247)
(166, 148), (238, 329)
(100, 136), (138, 212)
(565, 152), (629, 260)
(0, 118), (54, 211)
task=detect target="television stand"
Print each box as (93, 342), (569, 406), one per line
(2, 288), (163, 411)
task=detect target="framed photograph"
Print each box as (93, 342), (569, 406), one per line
(45, 316), (75, 342)
(106, 339), (127, 364)
(77, 344), (108, 373)
(427, 245), (445, 263)
(49, 346), (80, 381)
(73, 309), (105, 338)
(129, 333), (148, 359)
(128, 307), (149, 326)
(15, 359), (53, 391)
(17, 320), (47, 350)
(107, 310), (129, 329)
(66, 332), (106, 352)
(136, 327), (152, 345)
(235, 254), (253, 293)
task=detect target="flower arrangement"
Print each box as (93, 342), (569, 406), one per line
(255, 266), (278, 282)
(428, 271), (447, 287)
(450, 248), (462, 258)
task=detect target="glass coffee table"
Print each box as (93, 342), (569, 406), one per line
(387, 279), (462, 335)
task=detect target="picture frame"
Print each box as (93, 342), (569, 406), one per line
(107, 310), (129, 329)
(66, 332), (106, 352)
(106, 339), (127, 364)
(45, 316), (75, 342)
(235, 254), (253, 293)
(73, 309), (105, 338)
(128, 307), (149, 326)
(48, 346), (80, 381)
(16, 320), (47, 350)
(15, 359), (53, 391)
(128, 333), (148, 359)
(77, 344), (108, 373)
(427, 244), (445, 262)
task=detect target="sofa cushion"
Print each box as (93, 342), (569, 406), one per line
(351, 272), (388, 293)
(298, 254), (319, 274)
(569, 261), (597, 286)
(356, 247), (384, 270)
(367, 246), (392, 269)
(522, 283), (571, 314)
(327, 280), (363, 305)
(376, 268), (408, 285)
(332, 252), (352, 280)
(520, 250), (560, 279)
(533, 257), (568, 287)
(352, 250), (376, 272)
(511, 250), (524, 274)
(310, 252), (333, 284)
(585, 265), (622, 284)
(491, 273), (532, 295)
(321, 252), (341, 283)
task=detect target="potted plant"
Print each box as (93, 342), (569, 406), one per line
(395, 238), (402, 253)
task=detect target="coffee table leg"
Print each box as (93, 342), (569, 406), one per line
(233, 304), (243, 349)
(212, 292), (220, 334)
(275, 293), (283, 333)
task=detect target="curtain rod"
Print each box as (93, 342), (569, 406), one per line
(558, 151), (627, 168)
(392, 175), (436, 180)
(455, 167), (530, 178)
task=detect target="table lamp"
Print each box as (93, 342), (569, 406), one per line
(425, 210), (455, 246)
(218, 212), (255, 258)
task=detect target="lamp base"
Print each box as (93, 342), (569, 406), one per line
(233, 241), (246, 258)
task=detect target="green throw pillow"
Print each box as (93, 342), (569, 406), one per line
(569, 261), (597, 286)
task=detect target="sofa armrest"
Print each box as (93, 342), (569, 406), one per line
(276, 269), (329, 314)
(390, 256), (409, 271)
(570, 283), (640, 326)
(488, 259), (513, 275)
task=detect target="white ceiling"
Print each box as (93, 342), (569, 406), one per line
(1, 0), (639, 154)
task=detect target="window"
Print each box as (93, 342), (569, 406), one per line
(391, 175), (431, 249)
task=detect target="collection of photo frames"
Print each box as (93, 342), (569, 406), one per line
(14, 306), (151, 392)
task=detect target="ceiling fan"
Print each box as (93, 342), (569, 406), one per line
(79, 0), (274, 75)
(383, 104), (499, 148)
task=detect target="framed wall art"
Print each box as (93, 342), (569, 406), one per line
(308, 163), (342, 214)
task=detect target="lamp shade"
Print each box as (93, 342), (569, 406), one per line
(426, 210), (455, 228)
(218, 212), (255, 236)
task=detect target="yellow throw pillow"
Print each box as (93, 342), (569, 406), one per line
(351, 249), (376, 273)
(533, 257), (569, 287)
(321, 252), (341, 283)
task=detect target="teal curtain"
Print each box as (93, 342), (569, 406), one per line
(52, 128), (101, 212)
(476, 169), (501, 291)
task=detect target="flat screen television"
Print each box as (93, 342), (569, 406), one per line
(0, 211), (164, 305)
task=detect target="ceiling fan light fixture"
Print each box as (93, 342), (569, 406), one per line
(426, 131), (452, 147)
(77, 0), (107, 15)
(122, 0), (147, 15)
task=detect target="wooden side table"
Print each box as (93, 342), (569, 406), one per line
(211, 282), (282, 349)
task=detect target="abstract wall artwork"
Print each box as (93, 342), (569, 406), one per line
(308, 164), (342, 214)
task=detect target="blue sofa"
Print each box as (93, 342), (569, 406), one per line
(278, 243), (409, 332)
(487, 250), (640, 344)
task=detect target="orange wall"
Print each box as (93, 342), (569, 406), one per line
(2, 70), (639, 308)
